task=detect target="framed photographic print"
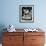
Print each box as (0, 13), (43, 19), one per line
(19, 5), (34, 23)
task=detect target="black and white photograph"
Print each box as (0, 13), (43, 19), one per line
(19, 5), (34, 23)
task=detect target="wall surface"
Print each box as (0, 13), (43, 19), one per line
(0, 0), (46, 44)
(0, 0), (46, 29)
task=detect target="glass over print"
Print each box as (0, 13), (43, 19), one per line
(19, 5), (34, 23)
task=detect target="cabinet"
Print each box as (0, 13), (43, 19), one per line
(24, 32), (45, 46)
(2, 30), (45, 46)
(2, 32), (24, 46)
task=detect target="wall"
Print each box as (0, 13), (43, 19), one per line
(0, 0), (46, 44)
(0, 0), (46, 29)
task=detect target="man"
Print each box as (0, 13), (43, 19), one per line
(22, 7), (32, 20)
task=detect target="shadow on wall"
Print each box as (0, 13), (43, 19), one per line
(0, 24), (7, 43)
